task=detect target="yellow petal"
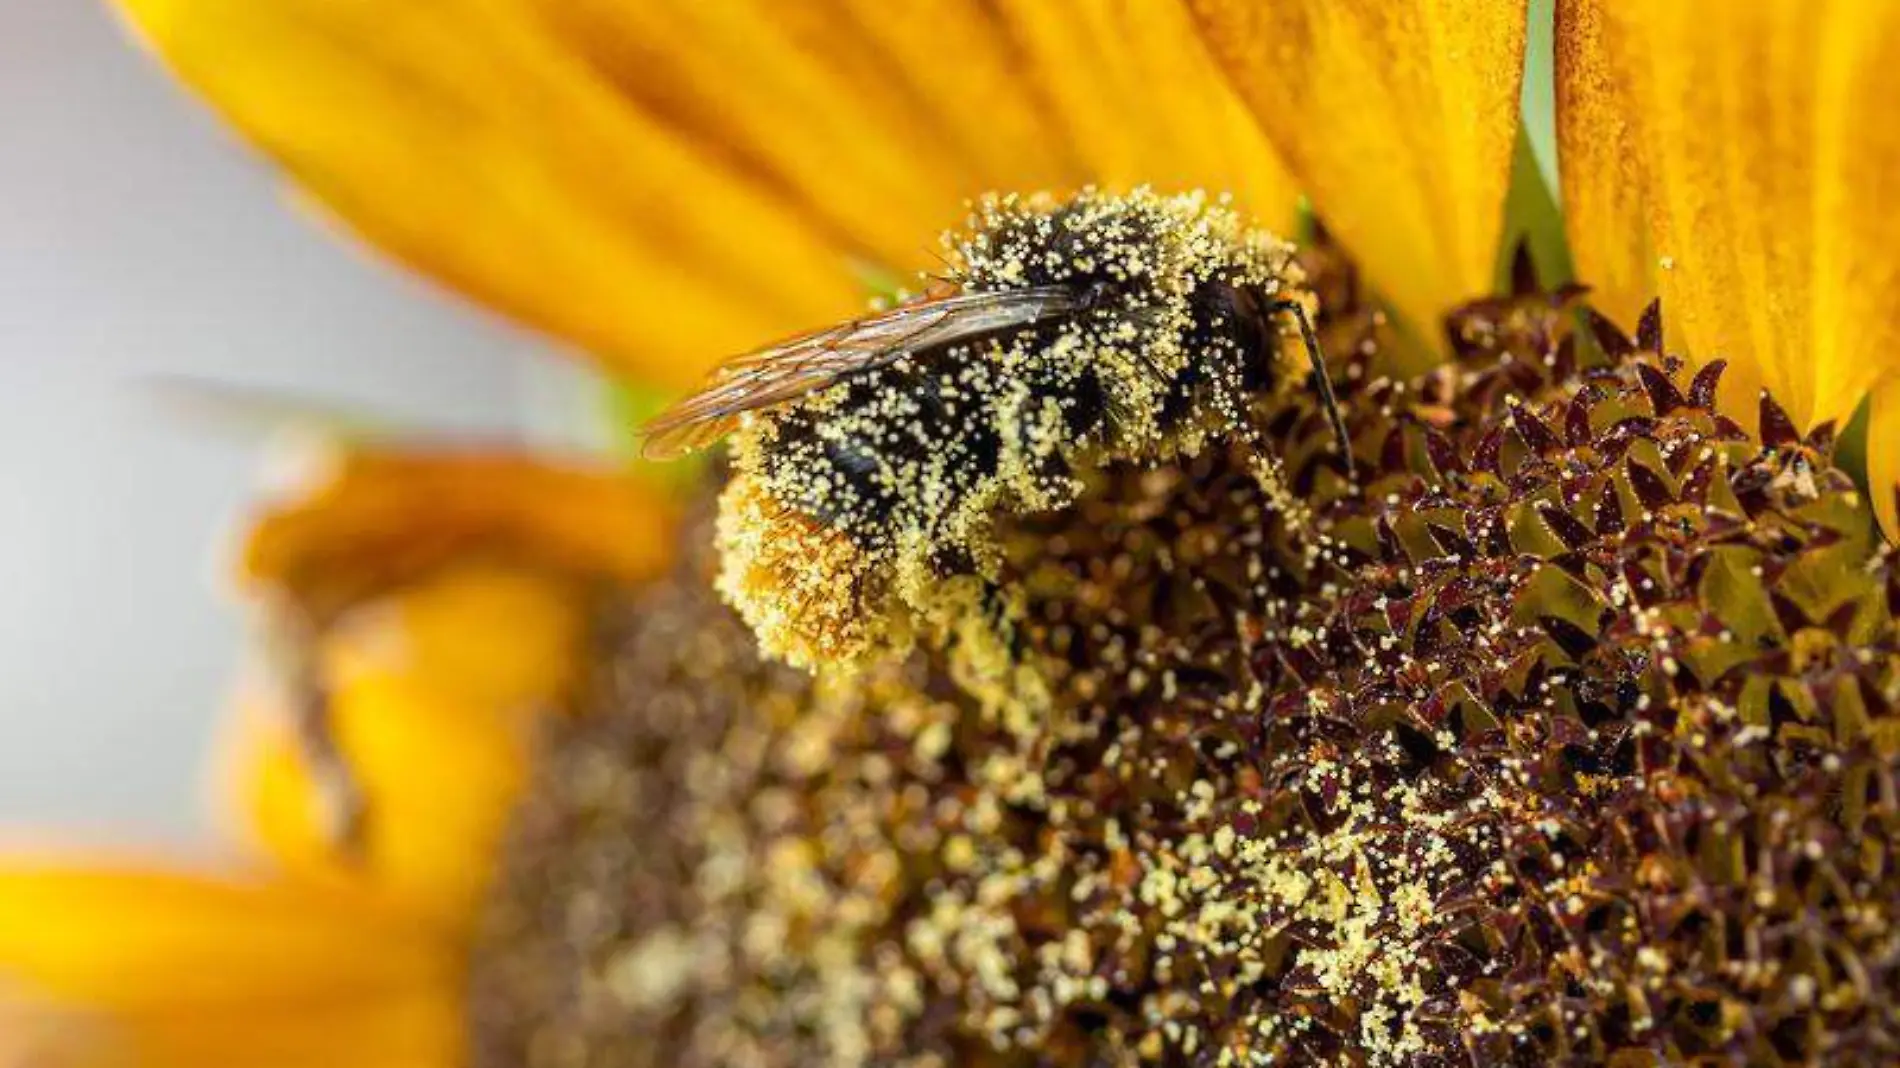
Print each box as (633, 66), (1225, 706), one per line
(1559, 3), (1900, 430)
(116, 0), (1301, 388)
(978, 0), (1299, 228)
(1552, 0), (1652, 332)
(0, 865), (459, 1068)
(509, 0), (1050, 274)
(116, 0), (861, 389)
(788, 0), (1296, 224)
(240, 444), (674, 624)
(229, 447), (652, 921)
(541, 0), (1298, 246)
(222, 564), (579, 926)
(1189, 0), (1525, 350)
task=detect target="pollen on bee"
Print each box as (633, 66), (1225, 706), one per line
(711, 187), (1318, 673)
(715, 469), (904, 669)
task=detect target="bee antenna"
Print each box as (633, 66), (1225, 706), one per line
(1267, 299), (1356, 479)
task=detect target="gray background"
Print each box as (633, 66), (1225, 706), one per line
(0, 1), (570, 841)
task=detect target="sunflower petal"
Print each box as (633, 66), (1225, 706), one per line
(794, 0), (1296, 225)
(116, 0), (1302, 388)
(222, 565), (577, 926)
(1189, 0), (1526, 349)
(240, 444), (674, 623)
(1558, 2), (1900, 431)
(982, 0), (1299, 228)
(511, 0), (1069, 273)
(1552, 0), (1651, 332)
(229, 447), (662, 920)
(0, 865), (458, 1068)
(116, 0), (862, 388)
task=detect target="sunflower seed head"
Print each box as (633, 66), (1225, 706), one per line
(469, 248), (1900, 1067)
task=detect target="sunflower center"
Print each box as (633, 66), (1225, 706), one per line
(466, 250), (1900, 1067)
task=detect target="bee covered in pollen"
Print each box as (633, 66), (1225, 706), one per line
(643, 189), (1352, 669)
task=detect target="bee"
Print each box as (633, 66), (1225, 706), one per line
(644, 189), (1353, 669)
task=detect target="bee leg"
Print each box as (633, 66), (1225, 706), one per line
(1266, 299), (1356, 480)
(264, 607), (368, 855)
(977, 579), (1025, 660)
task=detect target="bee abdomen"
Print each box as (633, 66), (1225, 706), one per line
(1058, 366), (1110, 441)
(762, 360), (1012, 548)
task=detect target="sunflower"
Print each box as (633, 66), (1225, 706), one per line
(5, 0), (1899, 1065)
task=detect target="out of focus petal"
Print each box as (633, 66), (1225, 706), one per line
(239, 444), (674, 623)
(228, 447), (667, 921)
(1189, 0), (1525, 351)
(224, 565), (582, 926)
(1557, 2), (1900, 430)
(0, 865), (459, 1068)
(116, 0), (1299, 387)
(115, 0), (862, 389)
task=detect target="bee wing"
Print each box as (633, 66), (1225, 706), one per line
(639, 285), (1079, 459)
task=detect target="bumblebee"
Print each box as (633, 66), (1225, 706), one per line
(644, 189), (1351, 668)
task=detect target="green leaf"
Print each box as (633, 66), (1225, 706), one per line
(603, 381), (708, 491)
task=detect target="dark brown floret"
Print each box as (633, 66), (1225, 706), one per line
(468, 244), (1900, 1068)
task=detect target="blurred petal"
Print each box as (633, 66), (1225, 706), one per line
(0, 865), (458, 1068)
(115, 0), (1301, 388)
(1559, 2), (1900, 430)
(116, 0), (862, 390)
(240, 444), (674, 623)
(231, 448), (659, 920)
(326, 562), (589, 716)
(1552, 0), (1651, 331)
(1189, 0), (1525, 348)
(225, 564), (582, 925)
